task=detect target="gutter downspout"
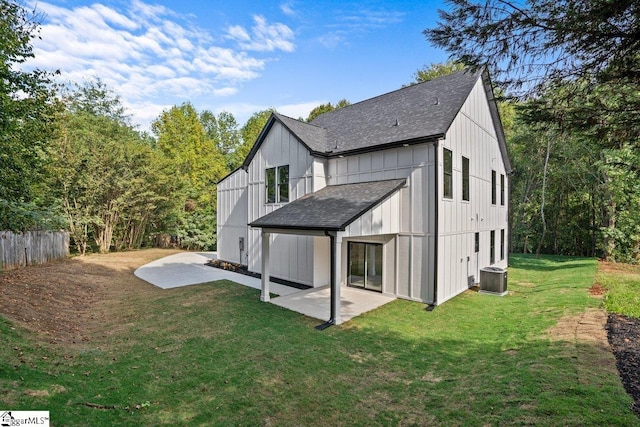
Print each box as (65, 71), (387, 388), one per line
(427, 140), (440, 311)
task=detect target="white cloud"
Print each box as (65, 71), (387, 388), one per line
(280, 2), (297, 17)
(227, 15), (295, 52)
(25, 1), (296, 130)
(337, 9), (405, 29)
(209, 100), (323, 127)
(277, 100), (325, 120)
(316, 7), (405, 48)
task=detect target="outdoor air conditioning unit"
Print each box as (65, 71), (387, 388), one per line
(479, 267), (508, 296)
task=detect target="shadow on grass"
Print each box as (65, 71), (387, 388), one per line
(0, 252), (636, 426)
(509, 253), (595, 272)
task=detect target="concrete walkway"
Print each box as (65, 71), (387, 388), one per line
(135, 252), (397, 324)
(134, 252), (298, 296)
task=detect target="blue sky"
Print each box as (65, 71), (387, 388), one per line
(27, 0), (449, 131)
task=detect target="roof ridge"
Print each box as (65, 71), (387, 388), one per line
(310, 68), (480, 124)
(274, 112), (326, 130)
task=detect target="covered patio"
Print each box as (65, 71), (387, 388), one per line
(249, 179), (405, 326)
(271, 285), (396, 325)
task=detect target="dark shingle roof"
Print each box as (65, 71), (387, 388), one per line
(249, 179), (406, 231)
(274, 113), (327, 153)
(240, 68), (512, 173)
(310, 69), (481, 154)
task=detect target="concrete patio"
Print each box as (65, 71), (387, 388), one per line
(270, 285), (396, 324)
(135, 252), (396, 324)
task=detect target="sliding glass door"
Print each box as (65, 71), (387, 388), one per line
(348, 242), (382, 292)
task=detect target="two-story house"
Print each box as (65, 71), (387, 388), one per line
(217, 69), (511, 324)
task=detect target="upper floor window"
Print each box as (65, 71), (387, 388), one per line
(266, 165), (289, 204)
(462, 156), (470, 201)
(443, 148), (453, 199)
(278, 165), (289, 203)
(491, 170), (497, 205)
(500, 173), (505, 206)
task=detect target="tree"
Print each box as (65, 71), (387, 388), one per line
(408, 60), (466, 85)
(200, 110), (243, 170)
(48, 80), (178, 254)
(306, 99), (350, 122)
(151, 103), (227, 250)
(239, 108), (275, 164)
(425, 0), (640, 92)
(0, 0), (59, 230)
(426, 1), (640, 261)
(506, 81), (640, 261)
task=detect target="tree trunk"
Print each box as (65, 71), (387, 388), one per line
(632, 238), (640, 263)
(536, 135), (552, 257)
(603, 197), (617, 262)
(94, 202), (119, 254)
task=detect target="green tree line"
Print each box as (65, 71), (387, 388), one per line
(0, 0), (279, 253)
(425, 0), (640, 263)
(3, 0), (639, 262)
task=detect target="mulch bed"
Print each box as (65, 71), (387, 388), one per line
(205, 259), (311, 290)
(607, 313), (640, 416)
(205, 259), (260, 278)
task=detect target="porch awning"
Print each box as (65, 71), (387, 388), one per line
(249, 179), (406, 232)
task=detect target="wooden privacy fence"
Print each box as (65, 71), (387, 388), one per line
(0, 230), (70, 271)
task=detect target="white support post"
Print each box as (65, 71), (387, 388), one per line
(261, 231), (270, 302)
(332, 233), (342, 325)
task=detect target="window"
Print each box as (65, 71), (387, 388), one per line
(475, 232), (479, 253)
(278, 165), (289, 203)
(443, 148), (453, 199)
(462, 156), (470, 201)
(266, 167), (276, 203)
(265, 165), (289, 204)
(500, 173), (505, 206)
(500, 229), (505, 260)
(491, 170), (497, 205)
(490, 230), (495, 264)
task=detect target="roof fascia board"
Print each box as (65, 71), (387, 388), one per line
(242, 113), (318, 168)
(274, 115), (321, 157)
(249, 179), (406, 233)
(438, 69), (483, 139)
(324, 136), (441, 158)
(256, 227), (329, 236)
(481, 69), (513, 174)
(216, 164), (248, 185)
(242, 113), (278, 168)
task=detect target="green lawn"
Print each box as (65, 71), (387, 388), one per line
(1, 254), (638, 426)
(598, 261), (640, 318)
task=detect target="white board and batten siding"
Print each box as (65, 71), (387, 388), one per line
(437, 77), (509, 304)
(246, 121), (317, 286)
(217, 168), (249, 265)
(328, 144), (437, 303)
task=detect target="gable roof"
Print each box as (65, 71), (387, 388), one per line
(249, 179), (406, 232)
(310, 69), (481, 155)
(242, 68), (511, 173)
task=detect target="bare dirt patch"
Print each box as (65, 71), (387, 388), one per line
(599, 261), (640, 275)
(589, 283), (606, 297)
(547, 308), (610, 350)
(0, 249), (181, 346)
